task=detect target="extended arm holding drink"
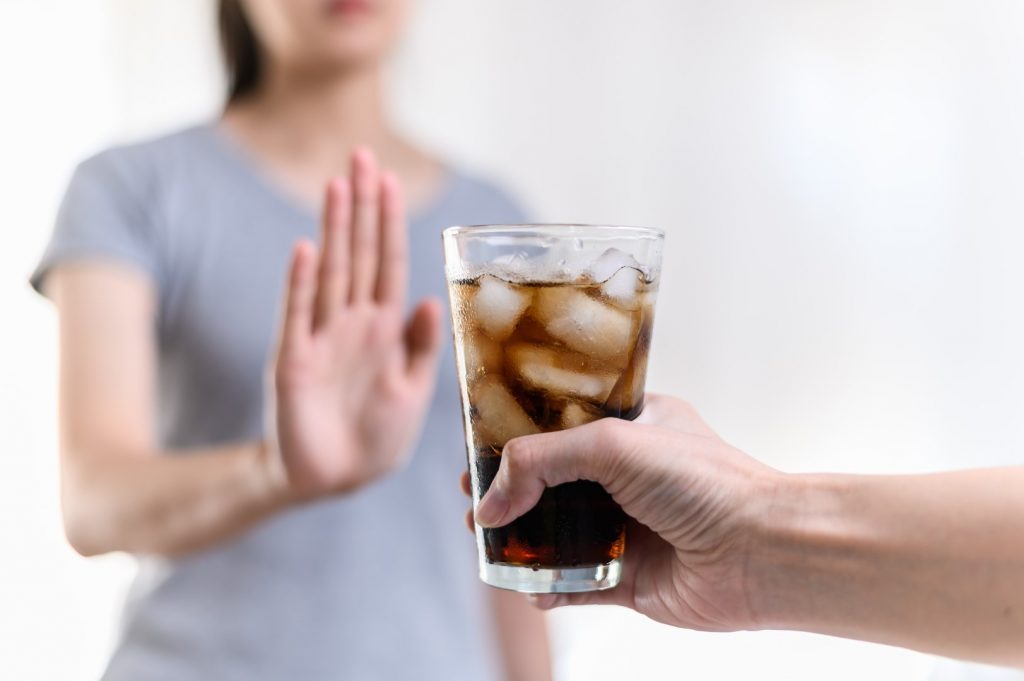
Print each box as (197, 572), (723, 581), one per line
(473, 395), (1024, 668)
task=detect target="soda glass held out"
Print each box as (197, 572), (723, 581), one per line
(442, 224), (664, 593)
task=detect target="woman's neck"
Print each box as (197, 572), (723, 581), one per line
(221, 64), (442, 211)
(229, 64), (392, 167)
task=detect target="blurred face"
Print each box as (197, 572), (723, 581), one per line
(241, 0), (411, 74)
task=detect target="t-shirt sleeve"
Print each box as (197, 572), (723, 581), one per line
(30, 149), (164, 296)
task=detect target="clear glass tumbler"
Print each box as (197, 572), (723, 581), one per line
(443, 224), (664, 593)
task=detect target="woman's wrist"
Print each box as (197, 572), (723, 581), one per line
(255, 439), (302, 510)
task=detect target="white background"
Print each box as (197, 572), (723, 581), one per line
(3, 0), (1023, 679)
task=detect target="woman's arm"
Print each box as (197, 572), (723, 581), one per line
(51, 263), (288, 557)
(488, 589), (553, 681)
(473, 395), (1024, 668)
(51, 148), (442, 558)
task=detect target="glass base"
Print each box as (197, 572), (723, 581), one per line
(479, 558), (622, 594)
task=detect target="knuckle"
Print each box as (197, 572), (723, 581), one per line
(502, 438), (535, 479)
(597, 418), (626, 445)
(592, 421), (636, 485)
(596, 419), (635, 467)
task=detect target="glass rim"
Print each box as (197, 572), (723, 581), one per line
(442, 223), (665, 240)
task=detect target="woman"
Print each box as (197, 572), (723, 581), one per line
(32, 1), (550, 679)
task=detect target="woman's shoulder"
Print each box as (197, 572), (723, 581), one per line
(72, 123), (217, 190)
(35, 125), (217, 296)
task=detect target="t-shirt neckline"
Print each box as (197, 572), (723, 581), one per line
(198, 121), (460, 227)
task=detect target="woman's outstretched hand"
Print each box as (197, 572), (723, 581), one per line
(469, 395), (782, 632)
(269, 148), (442, 501)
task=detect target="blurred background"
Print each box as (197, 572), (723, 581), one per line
(2, 0), (1023, 679)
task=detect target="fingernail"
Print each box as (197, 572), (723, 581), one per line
(475, 488), (510, 527)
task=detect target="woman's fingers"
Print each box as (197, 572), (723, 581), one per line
(375, 171), (408, 306)
(404, 297), (443, 387)
(280, 239), (318, 357)
(313, 178), (351, 329)
(348, 147), (381, 303)
(461, 474), (474, 531)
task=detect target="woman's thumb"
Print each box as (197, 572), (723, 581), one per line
(404, 297), (442, 385)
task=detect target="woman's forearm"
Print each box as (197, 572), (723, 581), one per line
(62, 441), (291, 557)
(488, 588), (553, 681)
(750, 467), (1024, 667)
(51, 266), (292, 558)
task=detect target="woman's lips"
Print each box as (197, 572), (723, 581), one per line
(327, 0), (374, 17)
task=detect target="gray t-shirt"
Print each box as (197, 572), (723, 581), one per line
(33, 123), (527, 681)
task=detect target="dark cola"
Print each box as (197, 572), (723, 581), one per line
(450, 268), (655, 569)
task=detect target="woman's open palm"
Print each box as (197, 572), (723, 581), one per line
(271, 148), (442, 499)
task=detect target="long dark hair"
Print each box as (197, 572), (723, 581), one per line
(218, 0), (262, 103)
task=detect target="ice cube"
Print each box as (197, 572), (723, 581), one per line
(604, 311), (654, 417)
(601, 267), (644, 310)
(603, 354), (648, 417)
(589, 248), (646, 310)
(532, 287), (637, 360)
(469, 376), (539, 447)
(589, 248), (643, 283)
(560, 401), (603, 429)
(472, 275), (532, 340)
(490, 251), (531, 269)
(509, 344), (617, 403)
(461, 332), (503, 379)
